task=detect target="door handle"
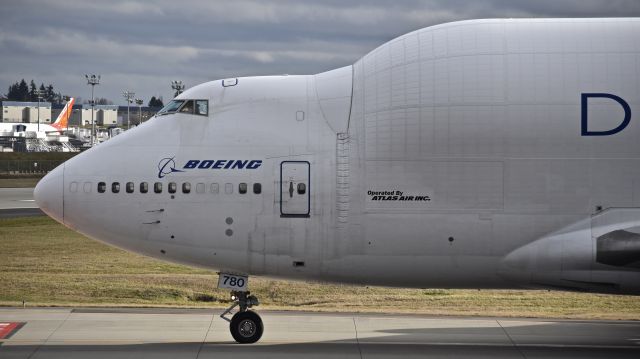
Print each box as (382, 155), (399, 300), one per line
(289, 181), (294, 198)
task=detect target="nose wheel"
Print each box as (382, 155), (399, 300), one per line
(230, 310), (263, 343)
(220, 290), (263, 343)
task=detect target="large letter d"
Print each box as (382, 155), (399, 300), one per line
(581, 93), (632, 136)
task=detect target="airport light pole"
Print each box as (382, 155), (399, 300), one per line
(171, 80), (185, 97)
(135, 99), (143, 125)
(122, 91), (135, 130)
(33, 89), (43, 132)
(85, 74), (100, 145)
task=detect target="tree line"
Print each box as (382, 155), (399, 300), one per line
(5, 79), (67, 104)
(4, 79), (165, 107)
(148, 96), (163, 107)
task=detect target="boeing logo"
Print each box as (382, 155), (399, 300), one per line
(183, 159), (262, 170)
(157, 157), (185, 178)
(158, 158), (263, 178)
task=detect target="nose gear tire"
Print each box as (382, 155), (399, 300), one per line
(230, 310), (263, 344)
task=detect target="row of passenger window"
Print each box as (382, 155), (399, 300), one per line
(97, 181), (262, 195)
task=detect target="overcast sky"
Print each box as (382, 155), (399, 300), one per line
(2, 0), (640, 105)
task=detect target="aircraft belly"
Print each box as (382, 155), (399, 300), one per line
(316, 212), (503, 287)
(361, 214), (493, 257)
(321, 255), (507, 288)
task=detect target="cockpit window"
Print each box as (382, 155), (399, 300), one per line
(195, 100), (208, 115)
(157, 100), (184, 115)
(157, 99), (209, 117)
(179, 100), (194, 114)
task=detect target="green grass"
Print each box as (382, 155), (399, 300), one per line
(1, 216), (639, 319)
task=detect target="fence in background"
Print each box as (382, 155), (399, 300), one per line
(0, 160), (64, 175)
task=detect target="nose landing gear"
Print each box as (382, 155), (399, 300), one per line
(220, 290), (263, 343)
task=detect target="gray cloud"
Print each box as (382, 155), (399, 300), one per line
(1, 0), (639, 104)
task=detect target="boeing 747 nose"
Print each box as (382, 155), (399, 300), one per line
(34, 164), (64, 224)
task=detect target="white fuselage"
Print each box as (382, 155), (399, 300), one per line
(0, 123), (61, 134)
(35, 18), (640, 295)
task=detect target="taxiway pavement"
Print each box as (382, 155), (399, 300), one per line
(0, 188), (36, 210)
(1, 308), (639, 358)
(0, 188), (43, 218)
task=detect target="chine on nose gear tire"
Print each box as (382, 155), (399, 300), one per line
(230, 311), (263, 344)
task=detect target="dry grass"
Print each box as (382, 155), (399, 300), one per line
(1, 216), (639, 320)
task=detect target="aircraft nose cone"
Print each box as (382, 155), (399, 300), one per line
(34, 164), (64, 223)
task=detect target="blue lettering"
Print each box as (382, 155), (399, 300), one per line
(247, 160), (262, 169)
(581, 93), (632, 136)
(198, 160), (214, 169)
(232, 160), (247, 169)
(184, 160), (200, 169)
(181, 159), (262, 170)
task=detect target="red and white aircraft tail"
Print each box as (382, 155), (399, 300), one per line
(51, 98), (74, 131)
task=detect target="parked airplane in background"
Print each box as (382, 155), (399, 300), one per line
(0, 97), (75, 134)
(35, 18), (640, 343)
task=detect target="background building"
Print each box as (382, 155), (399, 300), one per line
(66, 104), (118, 126)
(117, 106), (162, 126)
(51, 104), (163, 128)
(1, 101), (52, 123)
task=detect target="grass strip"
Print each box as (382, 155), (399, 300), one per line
(1, 216), (639, 320)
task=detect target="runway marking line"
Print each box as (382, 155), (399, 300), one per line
(0, 322), (26, 339)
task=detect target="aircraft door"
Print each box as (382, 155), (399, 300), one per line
(280, 161), (310, 217)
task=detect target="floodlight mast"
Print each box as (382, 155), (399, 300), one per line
(122, 91), (135, 129)
(33, 89), (43, 132)
(85, 74), (100, 146)
(135, 98), (143, 125)
(171, 80), (185, 97)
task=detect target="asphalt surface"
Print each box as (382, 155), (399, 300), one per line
(1, 308), (639, 358)
(0, 188), (43, 218)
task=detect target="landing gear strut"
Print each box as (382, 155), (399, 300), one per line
(220, 290), (263, 343)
